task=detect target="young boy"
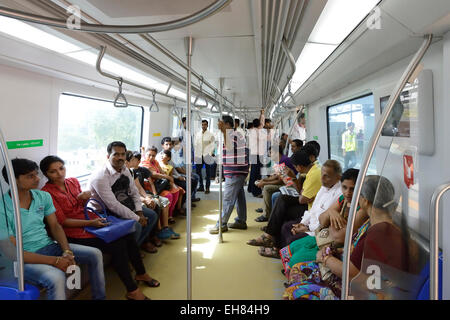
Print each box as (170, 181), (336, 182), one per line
(0, 158), (105, 300)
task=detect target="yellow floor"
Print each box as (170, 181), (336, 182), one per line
(78, 199), (285, 300)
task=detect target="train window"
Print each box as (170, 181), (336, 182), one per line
(57, 93), (144, 178)
(326, 94), (376, 172)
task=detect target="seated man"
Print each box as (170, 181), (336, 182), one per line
(247, 150), (322, 257)
(269, 141), (316, 217)
(0, 159), (105, 300)
(157, 137), (200, 204)
(255, 144), (298, 222)
(89, 141), (159, 254)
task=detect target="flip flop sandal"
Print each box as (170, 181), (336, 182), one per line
(136, 278), (160, 288)
(152, 237), (163, 247)
(168, 218), (176, 224)
(141, 243), (158, 254)
(246, 234), (274, 247)
(258, 247), (280, 259)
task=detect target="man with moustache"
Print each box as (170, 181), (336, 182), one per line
(88, 141), (158, 253)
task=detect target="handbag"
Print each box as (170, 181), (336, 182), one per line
(315, 200), (348, 249)
(84, 198), (136, 243)
(154, 178), (170, 194)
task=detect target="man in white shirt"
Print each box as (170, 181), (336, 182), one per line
(194, 120), (216, 194)
(279, 160), (343, 248)
(288, 113), (306, 156)
(89, 141), (159, 253)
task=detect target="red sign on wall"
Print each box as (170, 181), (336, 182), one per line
(403, 154), (414, 189)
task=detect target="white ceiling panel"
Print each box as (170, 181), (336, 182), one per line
(382, 0), (450, 35)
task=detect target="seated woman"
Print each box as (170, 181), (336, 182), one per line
(40, 156), (159, 300)
(141, 146), (184, 223)
(125, 151), (180, 240)
(283, 175), (408, 300)
(0, 158), (105, 300)
(279, 169), (365, 275)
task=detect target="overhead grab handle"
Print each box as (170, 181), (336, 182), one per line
(194, 77), (208, 108)
(149, 90), (159, 112)
(210, 90), (220, 113)
(284, 81), (297, 107)
(114, 78), (128, 108)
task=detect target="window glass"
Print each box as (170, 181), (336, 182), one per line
(57, 94), (143, 178)
(327, 94), (376, 173)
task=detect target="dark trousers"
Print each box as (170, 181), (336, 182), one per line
(266, 194), (308, 248)
(175, 176), (198, 202)
(68, 233), (145, 292)
(247, 155), (262, 197)
(195, 156), (212, 190)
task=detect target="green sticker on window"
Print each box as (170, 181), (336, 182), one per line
(7, 139), (43, 149)
(313, 136), (318, 140)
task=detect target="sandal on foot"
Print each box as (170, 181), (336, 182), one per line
(141, 242), (158, 254)
(136, 278), (160, 288)
(258, 246), (280, 259)
(168, 217), (176, 224)
(152, 237), (163, 247)
(246, 234), (274, 247)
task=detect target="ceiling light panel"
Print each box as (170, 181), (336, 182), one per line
(308, 0), (381, 45)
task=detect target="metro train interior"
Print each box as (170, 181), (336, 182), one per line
(1, 0), (450, 301)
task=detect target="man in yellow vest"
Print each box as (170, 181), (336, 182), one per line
(342, 122), (357, 171)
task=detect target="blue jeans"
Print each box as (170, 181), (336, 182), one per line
(272, 191), (281, 209)
(24, 242), (105, 300)
(134, 206), (158, 246)
(218, 175), (247, 227)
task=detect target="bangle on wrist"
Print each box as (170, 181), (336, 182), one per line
(64, 250), (74, 256)
(323, 255), (331, 266)
(54, 257), (61, 266)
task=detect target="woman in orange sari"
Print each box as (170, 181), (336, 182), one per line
(141, 146), (184, 223)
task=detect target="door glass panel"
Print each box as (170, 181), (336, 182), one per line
(0, 156), (19, 291)
(327, 94), (376, 173)
(349, 70), (429, 299)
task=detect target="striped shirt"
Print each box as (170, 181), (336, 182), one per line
(222, 130), (249, 178)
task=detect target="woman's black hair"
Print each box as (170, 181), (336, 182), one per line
(125, 151), (142, 162)
(341, 168), (359, 183)
(39, 156), (65, 178)
(2, 158), (39, 184)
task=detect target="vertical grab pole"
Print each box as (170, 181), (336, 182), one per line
(429, 184), (450, 300)
(0, 128), (25, 291)
(341, 35), (432, 300)
(218, 77), (224, 243)
(185, 36), (193, 300)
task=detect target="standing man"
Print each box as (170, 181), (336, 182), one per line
(89, 141), (159, 253)
(288, 112), (306, 156)
(194, 120), (215, 194)
(342, 122), (357, 171)
(210, 115), (249, 234)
